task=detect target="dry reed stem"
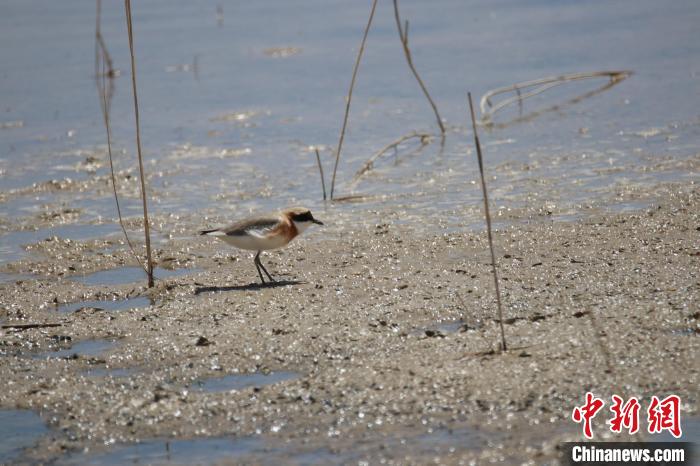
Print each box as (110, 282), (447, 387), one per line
(2, 323), (62, 330)
(94, 0), (116, 81)
(99, 65), (147, 274)
(488, 78), (628, 129)
(331, 194), (375, 203)
(392, 0), (445, 134)
(314, 148), (327, 201)
(329, 0), (379, 200)
(95, 0), (112, 112)
(95, 0), (116, 101)
(94, 0), (103, 80)
(479, 70), (632, 125)
(95, 1), (147, 274)
(468, 92), (507, 352)
(125, 0), (155, 287)
(351, 131), (431, 184)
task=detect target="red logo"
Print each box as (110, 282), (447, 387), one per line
(572, 393), (682, 439)
(647, 395), (682, 438)
(608, 395), (640, 434)
(572, 392), (605, 439)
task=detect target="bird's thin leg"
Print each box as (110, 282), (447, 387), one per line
(255, 251), (275, 282)
(253, 252), (266, 284)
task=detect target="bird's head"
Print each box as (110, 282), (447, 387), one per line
(283, 207), (323, 233)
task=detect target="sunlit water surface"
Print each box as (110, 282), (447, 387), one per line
(1, 1), (698, 244)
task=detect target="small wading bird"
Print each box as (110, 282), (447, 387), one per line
(199, 207), (323, 284)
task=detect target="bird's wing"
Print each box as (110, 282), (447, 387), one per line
(220, 217), (281, 238)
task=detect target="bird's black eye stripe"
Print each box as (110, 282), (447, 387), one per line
(292, 211), (313, 222)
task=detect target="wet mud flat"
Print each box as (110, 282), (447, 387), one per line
(0, 183), (698, 464)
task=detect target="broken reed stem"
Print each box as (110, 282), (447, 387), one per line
(1, 323), (62, 330)
(479, 70), (632, 125)
(392, 0), (445, 134)
(331, 193), (375, 203)
(487, 80), (627, 130)
(351, 131), (431, 184)
(125, 0), (155, 288)
(329, 0), (378, 200)
(314, 148), (327, 201)
(485, 81), (565, 118)
(467, 92), (507, 352)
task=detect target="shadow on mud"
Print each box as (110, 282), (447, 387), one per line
(194, 280), (304, 294)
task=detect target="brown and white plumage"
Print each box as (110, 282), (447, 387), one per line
(200, 207), (323, 284)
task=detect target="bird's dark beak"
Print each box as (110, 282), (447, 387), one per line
(312, 219), (324, 225)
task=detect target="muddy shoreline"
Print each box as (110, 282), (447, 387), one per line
(0, 180), (697, 464)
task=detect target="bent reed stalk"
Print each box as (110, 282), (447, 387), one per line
(96, 0), (147, 274)
(479, 70), (632, 125)
(351, 131), (432, 184)
(392, 0), (445, 135)
(124, 0), (155, 287)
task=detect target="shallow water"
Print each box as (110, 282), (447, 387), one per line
(58, 296), (152, 313)
(1, 0), (699, 236)
(56, 436), (267, 466)
(192, 371), (299, 393)
(668, 327), (699, 337)
(412, 426), (493, 454)
(82, 367), (137, 379)
(436, 320), (466, 334)
(0, 409), (49, 463)
(32, 339), (117, 360)
(0, 271), (33, 284)
(298, 426), (493, 464)
(0, 223), (120, 265)
(649, 416), (700, 442)
(56, 425), (494, 465)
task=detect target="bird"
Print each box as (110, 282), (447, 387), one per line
(199, 207), (323, 284)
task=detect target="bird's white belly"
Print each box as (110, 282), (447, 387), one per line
(217, 233), (290, 251)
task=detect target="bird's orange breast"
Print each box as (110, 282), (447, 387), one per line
(266, 218), (298, 244)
